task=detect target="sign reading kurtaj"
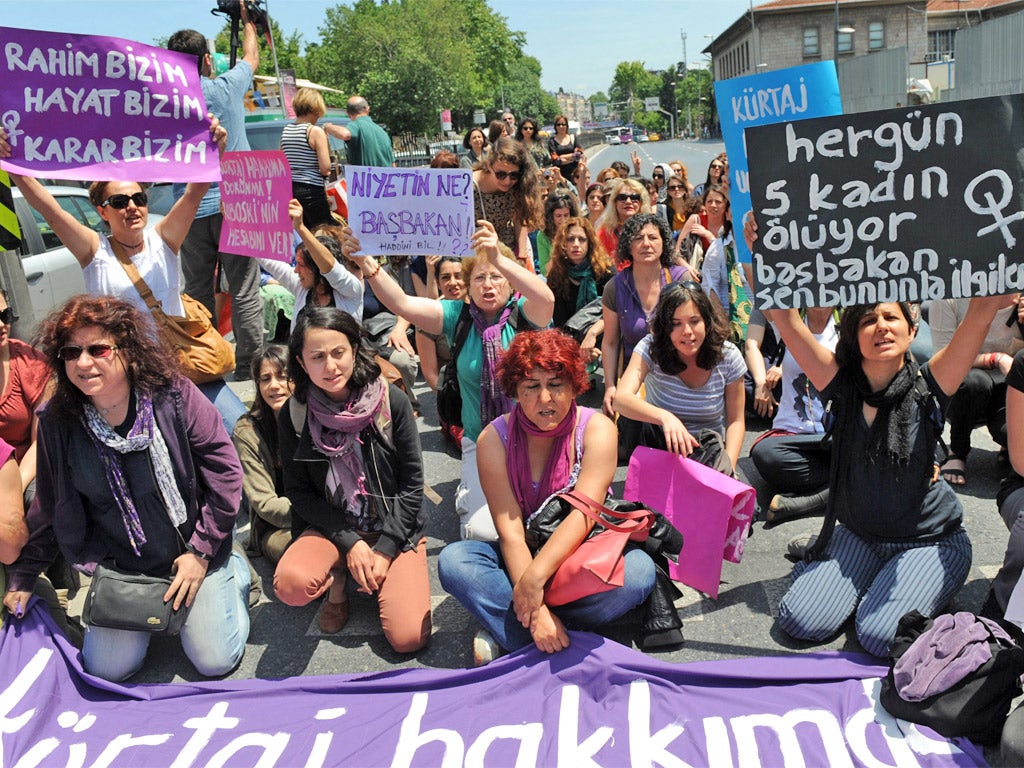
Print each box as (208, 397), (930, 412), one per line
(746, 95), (1024, 309)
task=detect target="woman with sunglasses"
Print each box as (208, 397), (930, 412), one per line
(613, 281), (747, 472)
(3, 295), (250, 681)
(0, 118), (247, 433)
(536, 191), (579, 276)
(0, 288), (50, 499)
(341, 220), (554, 542)
(595, 177), (653, 266)
(650, 163), (674, 204)
(461, 127), (489, 170)
(548, 115), (583, 182)
(693, 154), (728, 199)
(473, 137), (543, 271)
(515, 117), (549, 171)
(233, 344), (295, 565)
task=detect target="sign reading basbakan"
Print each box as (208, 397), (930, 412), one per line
(746, 95), (1024, 309)
(346, 165), (475, 257)
(0, 27), (217, 182)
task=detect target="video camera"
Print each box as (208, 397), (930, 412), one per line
(213, 0), (270, 40)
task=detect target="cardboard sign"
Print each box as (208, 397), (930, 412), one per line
(746, 94), (1024, 309)
(0, 27), (218, 182)
(218, 150), (293, 262)
(715, 62), (842, 264)
(624, 446), (756, 598)
(346, 165), (475, 257)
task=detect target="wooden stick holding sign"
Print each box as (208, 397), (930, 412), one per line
(345, 165), (475, 257)
(745, 94), (1024, 308)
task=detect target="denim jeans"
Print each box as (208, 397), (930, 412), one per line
(82, 549), (251, 681)
(196, 379), (248, 436)
(438, 539), (655, 651)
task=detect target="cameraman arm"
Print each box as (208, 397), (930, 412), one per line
(240, 2), (259, 72)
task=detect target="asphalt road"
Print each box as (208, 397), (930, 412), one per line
(64, 141), (1019, 706)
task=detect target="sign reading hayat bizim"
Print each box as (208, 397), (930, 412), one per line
(0, 27), (218, 182)
(746, 95), (1024, 309)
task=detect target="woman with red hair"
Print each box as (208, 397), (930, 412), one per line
(438, 330), (656, 663)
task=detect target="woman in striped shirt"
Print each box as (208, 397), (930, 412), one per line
(612, 280), (747, 472)
(280, 88), (333, 230)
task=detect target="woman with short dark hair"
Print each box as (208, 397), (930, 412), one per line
(274, 307), (430, 650)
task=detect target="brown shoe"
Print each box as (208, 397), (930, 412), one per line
(319, 598), (349, 634)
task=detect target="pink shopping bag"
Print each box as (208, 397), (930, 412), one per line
(624, 446), (756, 598)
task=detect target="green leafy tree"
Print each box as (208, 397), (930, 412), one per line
(609, 61), (661, 124)
(213, 18), (304, 78)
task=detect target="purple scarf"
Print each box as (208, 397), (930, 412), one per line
(505, 401), (578, 517)
(470, 300), (516, 428)
(306, 377), (387, 515)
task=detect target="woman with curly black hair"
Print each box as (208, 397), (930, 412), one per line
(612, 280), (747, 471)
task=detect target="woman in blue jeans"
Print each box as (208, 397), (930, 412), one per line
(3, 296), (249, 681)
(439, 330), (655, 664)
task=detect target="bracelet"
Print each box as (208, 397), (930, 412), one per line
(363, 261), (381, 280)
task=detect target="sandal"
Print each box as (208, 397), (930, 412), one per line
(939, 456), (967, 486)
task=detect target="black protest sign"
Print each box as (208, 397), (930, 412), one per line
(746, 94), (1024, 309)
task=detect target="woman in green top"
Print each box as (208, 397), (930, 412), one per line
(341, 220), (553, 542)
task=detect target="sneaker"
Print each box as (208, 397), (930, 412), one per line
(767, 489), (829, 523)
(787, 533), (818, 561)
(472, 629), (501, 667)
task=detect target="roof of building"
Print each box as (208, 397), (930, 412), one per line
(747, 0), (1019, 10)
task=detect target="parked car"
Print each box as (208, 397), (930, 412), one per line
(245, 117), (349, 176)
(9, 186), (163, 330)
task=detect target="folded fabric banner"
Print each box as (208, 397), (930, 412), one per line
(0, 600), (982, 767)
(625, 446), (757, 598)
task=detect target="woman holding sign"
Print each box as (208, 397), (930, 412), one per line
(749, 217), (1006, 656)
(0, 119), (246, 434)
(341, 220), (554, 541)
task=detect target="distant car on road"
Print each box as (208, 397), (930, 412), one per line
(10, 186), (163, 330)
(605, 133), (621, 145)
(635, 131), (650, 143)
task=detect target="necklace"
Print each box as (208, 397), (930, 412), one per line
(97, 393), (130, 416)
(111, 236), (144, 251)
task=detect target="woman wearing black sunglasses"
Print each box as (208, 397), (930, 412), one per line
(594, 177), (652, 266)
(473, 136), (542, 270)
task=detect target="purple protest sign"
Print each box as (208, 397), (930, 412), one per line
(0, 27), (217, 182)
(219, 150), (293, 262)
(0, 600), (984, 766)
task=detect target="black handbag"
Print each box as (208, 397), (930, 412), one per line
(562, 298), (603, 344)
(436, 305), (474, 428)
(879, 610), (1024, 744)
(82, 563), (191, 635)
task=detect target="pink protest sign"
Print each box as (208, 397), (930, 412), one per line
(218, 150), (293, 262)
(625, 446), (756, 598)
(0, 27), (218, 182)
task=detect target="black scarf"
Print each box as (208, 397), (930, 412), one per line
(805, 355), (927, 561)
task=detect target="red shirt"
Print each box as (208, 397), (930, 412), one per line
(0, 339), (50, 461)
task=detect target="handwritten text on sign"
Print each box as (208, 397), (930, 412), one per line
(746, 95), (1024, 309)
(218, 151), (293, 262)
(0, 27), (216, 183)
(346, 166), (475, 257)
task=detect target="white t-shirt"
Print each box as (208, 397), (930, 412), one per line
(771, 315), (839, 434)
(636, 335), (746, 436)
(84, 230), (185, 319)
(259, 257), (363, 323)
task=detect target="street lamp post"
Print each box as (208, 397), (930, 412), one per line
(834, 0), (855, 60)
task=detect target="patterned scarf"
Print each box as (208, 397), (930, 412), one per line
(470, 300), (516, 428)
(306, 377), (387, 517)
(505, 401), (578, 517)
(81, 390), (187, 556)
(724, 239), (752, 345)
(569, 258), (598, 311)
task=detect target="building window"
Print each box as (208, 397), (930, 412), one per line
(803, 27), (820, 57)
(868, 21), (885, 50)
(837, 29), (853, 55)
(927, 29), (956, 63)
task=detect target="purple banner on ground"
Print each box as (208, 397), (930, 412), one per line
(0, 601), (984, 767)
(219, 150), (293, 262)
(0, 27), (218, 182)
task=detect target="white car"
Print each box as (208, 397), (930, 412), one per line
(10, 186), (163, 329)
(605, 133), (621, 145)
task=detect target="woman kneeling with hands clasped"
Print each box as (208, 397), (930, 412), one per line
(439, 330), (656, 662)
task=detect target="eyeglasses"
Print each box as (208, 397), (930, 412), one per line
(492, 170), (521, 182)
(101, 192), (148, 209)
(0, 307), (12, 325)
(57, 343), (119, 361)
(616, 193), (642, 203)
(710, 164), (725, 171)
(667, 185), (686, 192)
(662, 280), (703, 295)
(521, 126), (535, 131)
(652, 173), (665, 179)
(471, 272), (506, 285)
(555, 122), (568, 127)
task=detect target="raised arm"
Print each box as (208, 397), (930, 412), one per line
(763, 308), (838, 393)
(929, 295), (1009, 397)
(154, 114), (224, 252)
(477, 221), (553, 327)
(239, 1), (260, 72)
(7, 173), (99, 266)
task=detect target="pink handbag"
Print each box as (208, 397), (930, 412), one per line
(544, 489), (654, 607)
